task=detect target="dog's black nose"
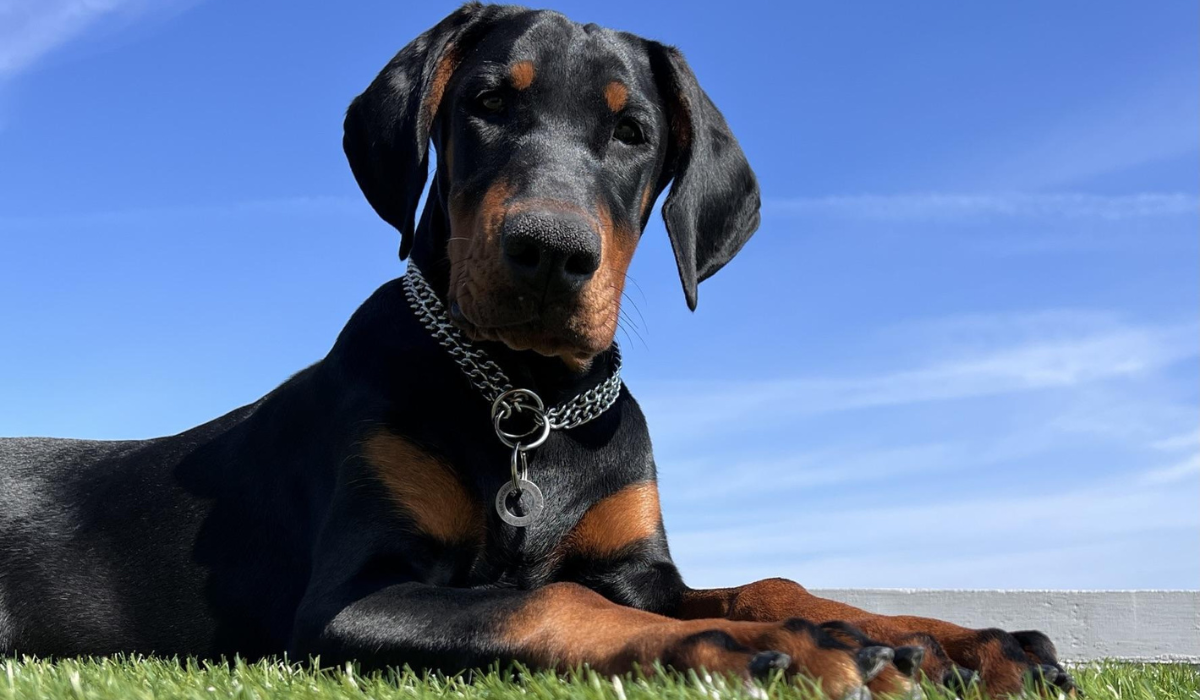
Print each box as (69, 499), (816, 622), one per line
(501, 212), (601, 295)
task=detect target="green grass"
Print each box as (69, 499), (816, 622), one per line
(2, 657), (1196, 700)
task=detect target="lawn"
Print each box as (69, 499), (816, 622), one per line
(3, 657), (1197, 700)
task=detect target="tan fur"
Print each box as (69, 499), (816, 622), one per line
(562, 482), (661, 557)
(640, 183), (654, 218)
(680, 579), (1041, 694)
(499, 583), (864, 695)
(423, 46), (461, 132)
(363, 432), (483, 545)
(565, 197), (635, 359)
(447, 189), (636, 365)
(604, 81), (628, 112)
(510, 61), (535, 90)
(448, 178), (515, 336)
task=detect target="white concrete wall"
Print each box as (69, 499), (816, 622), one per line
(812, 590), (1199, 663)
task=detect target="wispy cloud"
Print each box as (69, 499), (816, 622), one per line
(646, 310), (1199, 588)
(670, 475), (1200, 589)
(1140, 454), (1200, 486)
(640, 315), (1197, 443)
(764, 192), (1198, 222)
(0, 195), (366, 229)
(984, 70), (1200, 189)
(666, 442), (963, 503)
(671, 477), (1199, 563)
(1150, 429), (1200, 453)
(2, 0), (127, 77)
(0, 0), (195, 79)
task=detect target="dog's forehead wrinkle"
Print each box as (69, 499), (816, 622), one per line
(503, 12), (635, 82)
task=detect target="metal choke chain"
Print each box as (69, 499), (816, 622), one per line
(403, 263), (623, 527)
(402, 263), (623, 430)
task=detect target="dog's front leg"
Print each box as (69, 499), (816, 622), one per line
(675, 579), (1075, 697)
(289, 580), (875, 698)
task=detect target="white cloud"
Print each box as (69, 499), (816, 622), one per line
(1150, 429), (1200, 453)
(640, 316), (1197, 443)
(1139, 454), (1200, 486)
(680, 533), (1200, 590)
(985, 71), (1200, 189)
(645, 310), (1198, 588)
(663, 425), (1073, 506)
(0, 0), (196, 79)
(1, 0), (126, 77)
(764, 192), (1198, 222)
(666, 442), (961, 502)
(0, 195), (365, 229)
(670, 476), (1200, 589)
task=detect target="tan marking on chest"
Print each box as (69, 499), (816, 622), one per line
(363, 432), (483, 545)
(563, 481), (661, 557)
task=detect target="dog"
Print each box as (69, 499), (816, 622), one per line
(0, 5), (1075, 698)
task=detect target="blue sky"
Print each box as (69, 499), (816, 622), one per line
(1, 0), (1197, 590)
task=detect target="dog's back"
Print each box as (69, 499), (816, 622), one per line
(0, 396), (317, 658)
(1, 436), (168, 653)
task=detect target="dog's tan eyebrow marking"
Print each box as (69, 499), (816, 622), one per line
(604, 81), (628, 112)
(510, 61), (535, 90)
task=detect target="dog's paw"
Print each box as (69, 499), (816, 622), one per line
(653, 619), (870, 699)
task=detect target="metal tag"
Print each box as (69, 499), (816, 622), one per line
(495, 478), (545, 527)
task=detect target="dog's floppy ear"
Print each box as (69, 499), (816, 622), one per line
(343, 3), (493, 259)
(649, 43), (761, 310)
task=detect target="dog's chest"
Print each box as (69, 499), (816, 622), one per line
(462, 469), (602, 588)
(369, 389), (654, 589)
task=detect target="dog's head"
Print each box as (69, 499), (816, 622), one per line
(344, 3), (759, 367)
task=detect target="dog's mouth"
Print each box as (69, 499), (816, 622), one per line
(448, 296), (610, 368)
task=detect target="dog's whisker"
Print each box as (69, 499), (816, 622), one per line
(624, 273), (648, 307)
(620, 291), (648, 334)
(617, 307), (640, 333)
(617, 311), (648, 350)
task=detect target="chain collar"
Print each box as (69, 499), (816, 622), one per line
(403, 262), (624, 527)
(402, 262), (623, 431)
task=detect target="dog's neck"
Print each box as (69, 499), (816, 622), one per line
(405, 185), (616, 409)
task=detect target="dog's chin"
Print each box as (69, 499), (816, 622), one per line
(450, 304), (609, 372)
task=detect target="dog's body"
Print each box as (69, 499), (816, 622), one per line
(0, 281), (657, 667)
(1, 5), (1074, 697)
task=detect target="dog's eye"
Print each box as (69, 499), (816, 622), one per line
(612, 117), (644, 145)
(476, 91), (506, 114)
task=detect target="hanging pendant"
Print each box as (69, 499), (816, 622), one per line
(495, 445), (544, 527)
(495, 478), (545, 527)
(491, 390), (550, 528)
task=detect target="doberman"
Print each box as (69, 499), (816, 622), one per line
(0, 4), (1075, 698)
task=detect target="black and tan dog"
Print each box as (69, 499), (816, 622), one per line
(0, 5), (1075, 698)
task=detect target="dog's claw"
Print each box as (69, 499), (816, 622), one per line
(748, 650), (790, 678)
(1054, 668), (1078, 693)
(856, 645), (894, 682)
(892, 645), (925, 677)
(1033, 664), (1061, 685)
(1038, 664), (1077, 694)
(944, 665), (978, 694)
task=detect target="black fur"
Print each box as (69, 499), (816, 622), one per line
(648, 42), (760, 310)
(0, 4), (756, 671)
